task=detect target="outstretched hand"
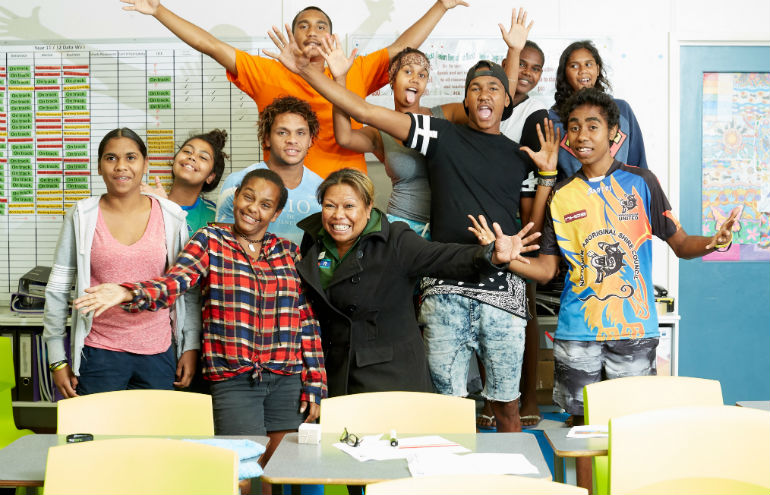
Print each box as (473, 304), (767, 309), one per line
(320, 34), (358, 80)
(120, 0), (160, 16)
(706, 206), (740, 250)
(521, 118), (560, 174)
(468, 215), (540, 265)
(73, 283), (133, 318)
(264, 24), (310, 74)
(499, 7), (533, 52)
(439, 0), (471, 10)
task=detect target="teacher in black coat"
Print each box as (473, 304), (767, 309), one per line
(296, 168), (538, 397)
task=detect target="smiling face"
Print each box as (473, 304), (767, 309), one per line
(265, 112), (312, 168)
(321, 183), (373, 256)
(172, 138), (216, 188)
(292, 9), (331, 59)
(392, 62), (429, 108)
(98, 136), (148, 196)
(567, 103), (618, 170)
(565, 48), (599, 91)
(464, 74), (509, 134)
(515, 46), (544, 96)
(233, 177), (282, 240)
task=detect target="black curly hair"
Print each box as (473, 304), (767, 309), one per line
(553, 40), (611, 112)
(258, 96), (320, 150)
(559, 88), (620, 136)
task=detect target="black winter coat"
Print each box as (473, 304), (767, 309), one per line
(296, 211), (496, 397)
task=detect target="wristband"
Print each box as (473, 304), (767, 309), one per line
(49, 360), (68, 372)
(537, 176), (557, 188)
(714, 240), (732, 252)
(537, 170), (558, 177)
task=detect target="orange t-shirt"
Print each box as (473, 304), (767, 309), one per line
(227, 48), (390, 178)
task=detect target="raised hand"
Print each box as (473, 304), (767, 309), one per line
(73, 283), (133, 318)
(499, 7), (533, 52)
(468, 215), (541, 265)
(706, 206), (740, 250)
(439, 0), (471, 10)
(140, 176), (168, 199)
(120, 0), (160, 16)
(264, 24), (310, 74)
(521, 118), (560, 174)
(320, 34), (359, 80)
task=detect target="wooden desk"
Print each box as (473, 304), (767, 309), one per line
(543, 428), (608, 485)
(262, 432), (551, 486)
(0, 434), (269, 487)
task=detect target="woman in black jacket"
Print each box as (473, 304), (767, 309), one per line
(296, 168), (537, 397)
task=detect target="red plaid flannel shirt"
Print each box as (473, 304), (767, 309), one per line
(122, 226), (327, 404)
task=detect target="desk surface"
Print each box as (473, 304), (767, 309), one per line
(262, 432), (551, 485)
(543, 428), (608, 458)
(0, 434), (269, 487)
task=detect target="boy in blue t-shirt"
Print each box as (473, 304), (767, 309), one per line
(216, 96), (323, 245)
(470, 87), (738, 490)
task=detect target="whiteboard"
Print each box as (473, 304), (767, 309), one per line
(0, 38), (272, 298)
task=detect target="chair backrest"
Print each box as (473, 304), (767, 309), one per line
(57, 389), (214, 435)
(608, 405), (770, 495)
(43, 437), (239, 495)
(365, 474), (588, 494)
(320, 392), (475, 434)
(583, 375), (723, 495)
(0, 336), (33, 449)
(584, 375), (724, 424)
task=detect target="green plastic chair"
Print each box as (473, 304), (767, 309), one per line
(584, 375), (723, 495)
(0, 336), (34, 449)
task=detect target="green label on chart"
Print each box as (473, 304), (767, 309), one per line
(10, 105), (33, 112)
(63, 104), (86, 111)
(38, 150), (61, 158)
(38, 104), (61, 112)
(65, 143), (88, 150)
(65, 91), (87, 98)
(65, 150), (88, 157)
(37, 163), (62, 170)
(149, 103), (172, 110)
(148, 76), (172, 83)
(36, 79), (59, 85)
(63, 77), (87, 84)
(11, 190), (33, 202)
(148, 90), (171, 97)
(65, 163), (89, 170)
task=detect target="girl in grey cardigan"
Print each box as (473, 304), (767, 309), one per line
(43, 128), (201, 398)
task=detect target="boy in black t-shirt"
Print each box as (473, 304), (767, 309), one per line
(269, 21), (560, 431)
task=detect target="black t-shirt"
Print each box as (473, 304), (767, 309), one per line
(404, 114), (536, 318)
(405, 113), (536, 244)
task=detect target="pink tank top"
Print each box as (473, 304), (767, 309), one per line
(85, 198), (172, 355)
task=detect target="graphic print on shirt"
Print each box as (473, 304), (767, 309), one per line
(560, 128), (628, 159)
(551, 175), (653, 340)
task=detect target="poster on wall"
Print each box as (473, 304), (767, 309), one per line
(0, 38), (268, 297)
(701, 72), (770, 262)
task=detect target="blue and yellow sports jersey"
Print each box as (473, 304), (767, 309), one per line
(540, 161), (679, 341)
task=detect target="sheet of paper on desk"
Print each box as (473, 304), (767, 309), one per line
(408, 452), (539, 477)
(567, 425), (608, 438)
(334, 435), (470, 462)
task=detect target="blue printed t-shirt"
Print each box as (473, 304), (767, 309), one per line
(182, 196), (216, 235)
(215, 162), (323, 245)
(539, 161), (678, 341)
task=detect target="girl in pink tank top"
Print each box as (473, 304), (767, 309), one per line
(48, 128), (198, 398)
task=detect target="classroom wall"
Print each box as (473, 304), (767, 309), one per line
(2, 1), (769, 399)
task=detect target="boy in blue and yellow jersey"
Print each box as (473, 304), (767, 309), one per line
(469, 87), (738, 490)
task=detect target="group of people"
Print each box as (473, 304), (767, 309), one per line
(42, 1), (739, 492)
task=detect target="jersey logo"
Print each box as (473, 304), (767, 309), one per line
(620, 193), (637, 213)
(560, 129), (628, 158)
(564, 209), (587, 223)
(587, 241), (625, 283)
